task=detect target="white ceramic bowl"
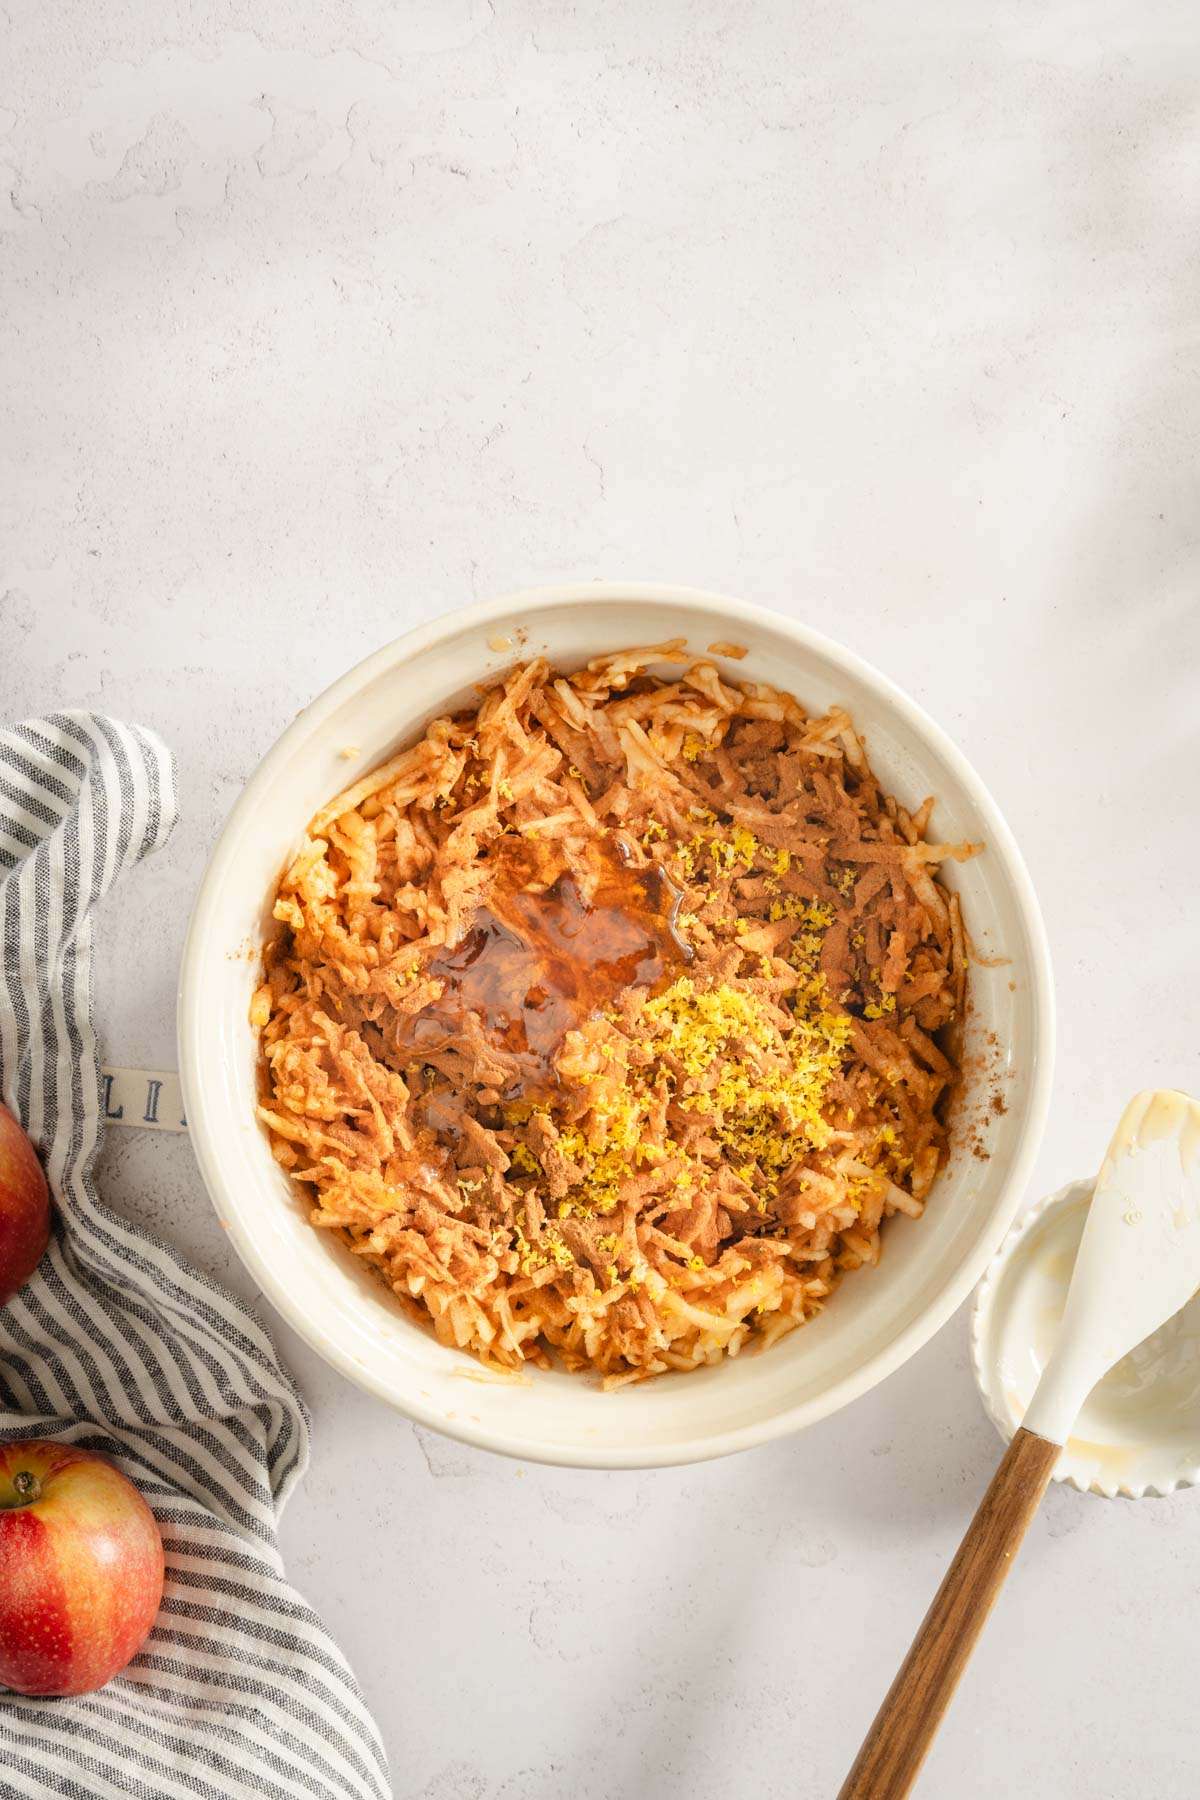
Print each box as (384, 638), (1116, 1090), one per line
(972, 1180), (1200, 1499)
(178, 583), (1054, 1468)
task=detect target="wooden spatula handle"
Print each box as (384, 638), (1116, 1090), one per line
(838, 1425), (1061, 1800)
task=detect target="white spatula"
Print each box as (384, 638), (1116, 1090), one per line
(839, 1089), (1200, 1800)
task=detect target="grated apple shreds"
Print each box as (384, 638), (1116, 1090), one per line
(255, 643), (978, 1387)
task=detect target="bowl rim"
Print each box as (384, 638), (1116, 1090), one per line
(178, 581), (1056, 1467)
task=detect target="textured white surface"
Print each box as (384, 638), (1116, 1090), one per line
(3, 3), (1200, 1795)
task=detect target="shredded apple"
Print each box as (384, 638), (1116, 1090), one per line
(255, 643), (977, 1386)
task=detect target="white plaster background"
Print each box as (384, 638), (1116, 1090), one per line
(3, 3), (1200, 1795)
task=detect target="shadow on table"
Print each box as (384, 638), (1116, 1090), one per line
(549, 1318), (1056, 1800)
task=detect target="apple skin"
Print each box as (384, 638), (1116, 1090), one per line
(0, 1441), (164, 1696)
(0, 1105), (50, 1304)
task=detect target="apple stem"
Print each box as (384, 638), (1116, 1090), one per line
(10, 1471), (41, 1505)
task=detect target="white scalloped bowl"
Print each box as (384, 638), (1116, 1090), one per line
(972, 1180), (1200, 1499)
(179, 583), (1054, 1468)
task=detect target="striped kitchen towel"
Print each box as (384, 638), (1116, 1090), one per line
(0, 714), (390, 1800)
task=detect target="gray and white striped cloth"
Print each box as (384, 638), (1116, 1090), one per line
(0, 713), (390, 1800)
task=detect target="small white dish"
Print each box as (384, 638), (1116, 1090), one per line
(972, 1180), (1200, 1498)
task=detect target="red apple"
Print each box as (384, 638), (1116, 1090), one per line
(0, 1440), (164, 1695)
(0, 1104), (50, 1303)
